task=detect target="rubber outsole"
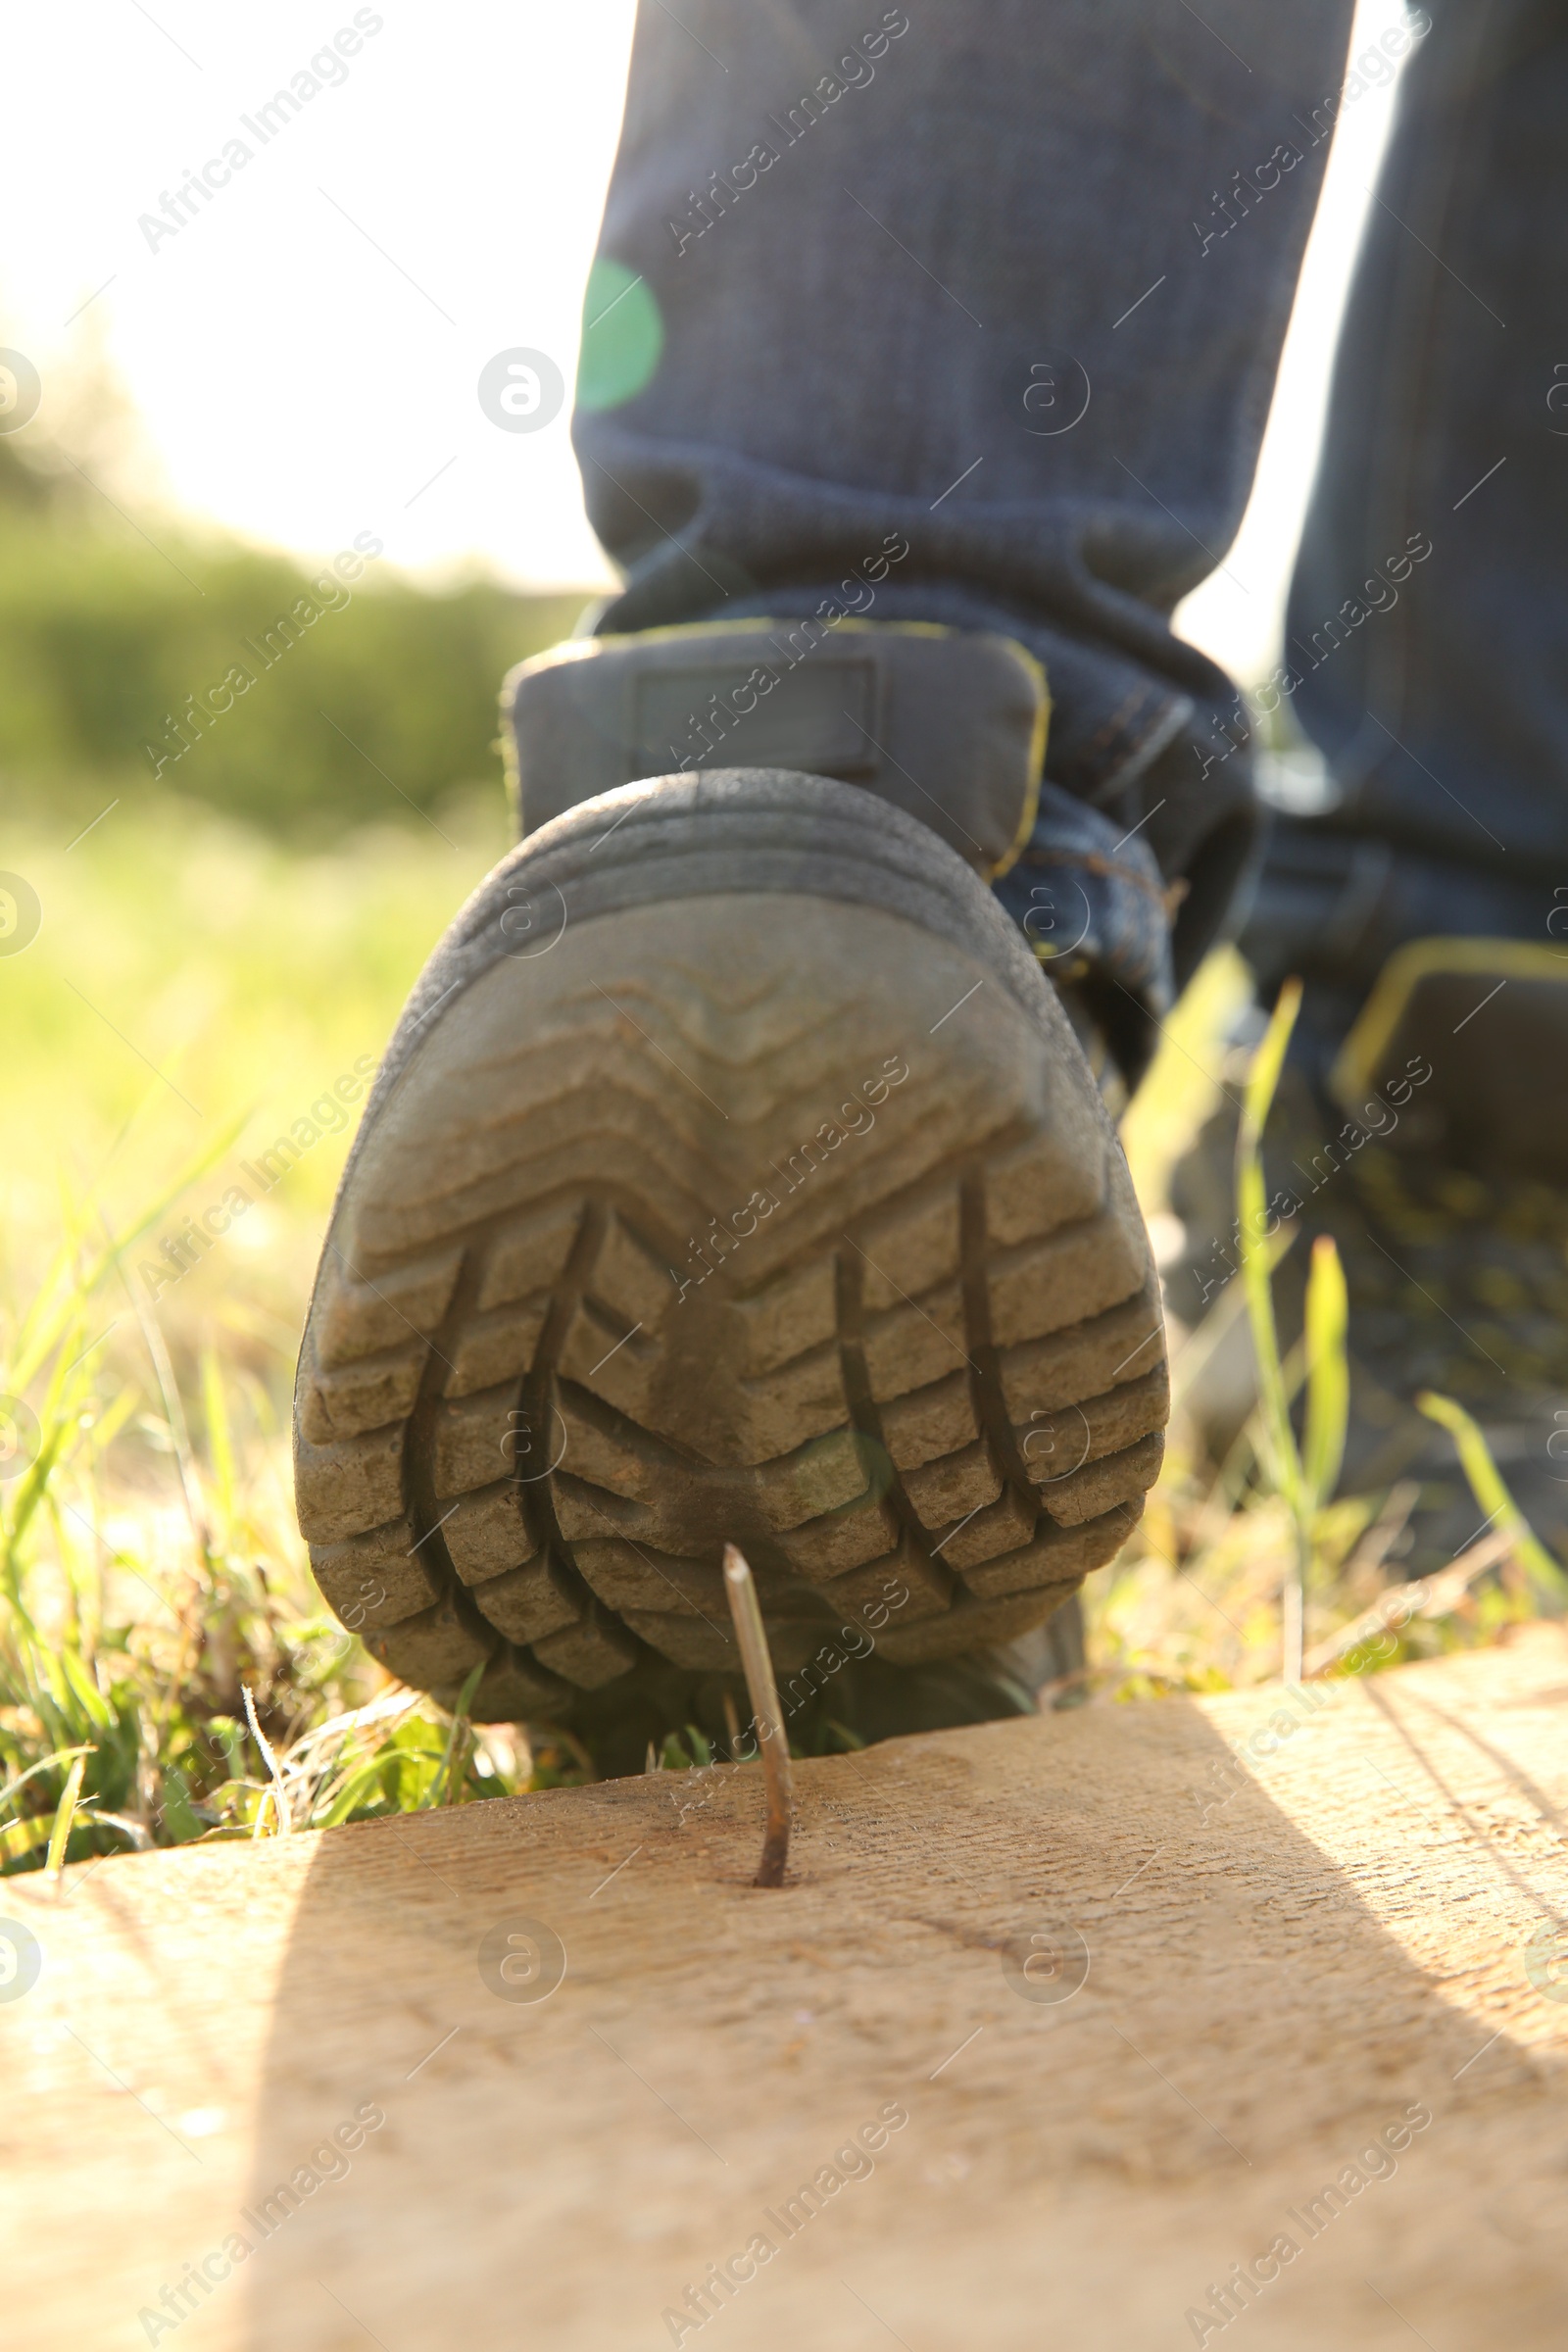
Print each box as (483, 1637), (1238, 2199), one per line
(292, 771), (1167, 1719)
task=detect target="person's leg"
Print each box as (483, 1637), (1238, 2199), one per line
(576, 0), (1358, 990)
(294, 1), (1387, 1757)
(1174, 1), (1568, 1568)
(1251, 0), (1568, 1032)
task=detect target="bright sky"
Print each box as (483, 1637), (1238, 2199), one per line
(1179, 0), (1415, 679)
(3, 0), (1411, 679)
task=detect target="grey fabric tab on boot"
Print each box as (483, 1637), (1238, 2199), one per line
(502, 620), (1049, 878)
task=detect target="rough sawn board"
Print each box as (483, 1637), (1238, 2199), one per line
(3, 1631), (1567, 2349)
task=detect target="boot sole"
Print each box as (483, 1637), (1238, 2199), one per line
(292, 771), (1167, 1719)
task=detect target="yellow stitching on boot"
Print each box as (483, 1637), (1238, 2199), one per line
(1333, 936), (1568, 1112)
(510, 619), (1052, 877)
(985, 634), (1050, 884)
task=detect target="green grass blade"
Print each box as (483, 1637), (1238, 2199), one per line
(428, 1660), (487, 1808)
(59, 1646), (115, 1732)
(0, 1745), (95, 1823)
(0, 1815), (59, 1866)
(1301, 1234), (1349, 1513)
(1416, 1391), (1568, 1599)
(45, 1753), (88, 1874)
(315, 1756), (402, 1829)
(1234, 978), (1303, 1507)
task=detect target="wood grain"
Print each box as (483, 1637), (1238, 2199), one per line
(4, 1630), (1567, 2349)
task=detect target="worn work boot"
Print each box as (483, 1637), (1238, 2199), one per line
(1168, 827), (1568, 1576)
(292, 622), (1176, 1771)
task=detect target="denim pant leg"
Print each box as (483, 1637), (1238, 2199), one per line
(1248, 0), (1568, 1008)
(575, 0), (1356, 982)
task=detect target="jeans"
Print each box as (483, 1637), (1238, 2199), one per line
(573, 0), (1568, 1011)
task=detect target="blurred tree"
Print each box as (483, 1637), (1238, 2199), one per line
(0, 326), (590, 831)
(0, 516), (584, 829)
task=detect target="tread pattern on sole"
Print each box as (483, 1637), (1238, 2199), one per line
(294, 886), (1166, 1717)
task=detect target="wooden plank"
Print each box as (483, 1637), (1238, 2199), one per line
(3, 1630), (1567, 2350)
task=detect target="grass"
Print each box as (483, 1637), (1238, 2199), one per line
(1081, 977), (1563, 1703)
(0, 794), (591, 1876)
(0, 1184), (592, 1873)
(0, 796), (1559, 1876)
